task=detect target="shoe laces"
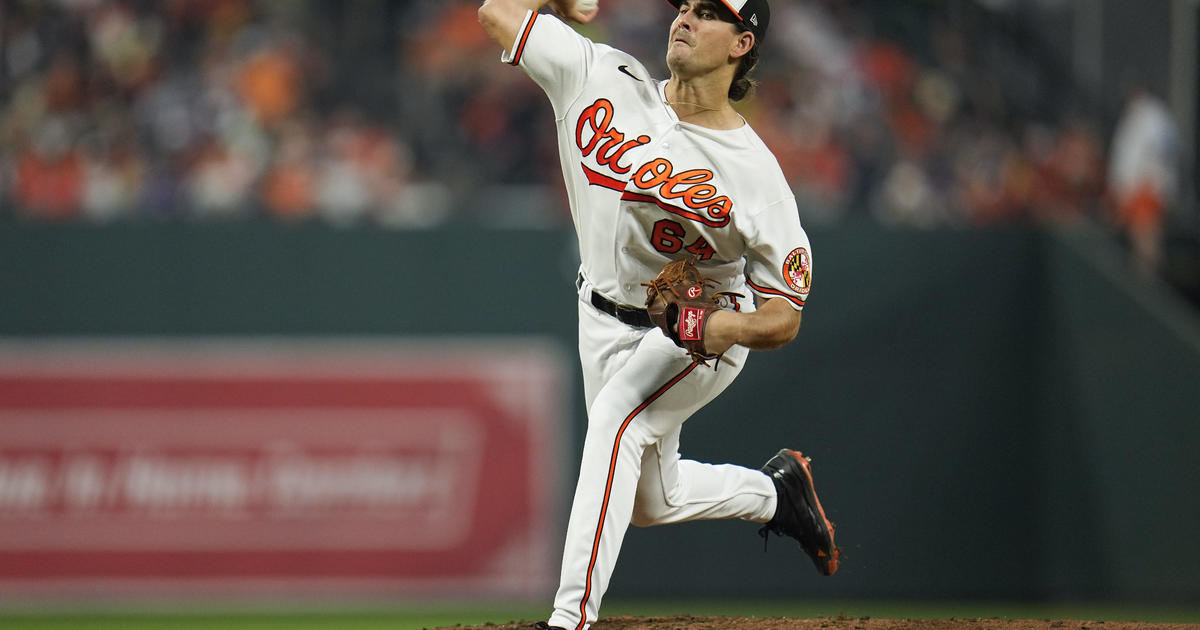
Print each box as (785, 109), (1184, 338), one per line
(758, 523), (778, 552)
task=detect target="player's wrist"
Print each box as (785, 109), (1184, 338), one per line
(703, 309), (741, 355)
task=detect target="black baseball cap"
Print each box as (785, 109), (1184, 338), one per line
(665, 0), (770, 46)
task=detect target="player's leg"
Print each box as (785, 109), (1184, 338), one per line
(630, 424), (776, 527)
(549, 332), (746, 630)
(548, 300), (656, 630)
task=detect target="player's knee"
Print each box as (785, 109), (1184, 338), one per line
(586, 399), (627, 433)
(588, 401), (655, 447)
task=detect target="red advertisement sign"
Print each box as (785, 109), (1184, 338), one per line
(0, 340), (565, 601)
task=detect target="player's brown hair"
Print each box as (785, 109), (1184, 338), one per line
(729, 21), (759, 101)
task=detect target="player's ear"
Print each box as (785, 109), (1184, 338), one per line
(729, 30), (754, 60)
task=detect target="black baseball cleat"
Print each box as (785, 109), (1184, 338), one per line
(533, 623), (565, 630)
(759, 448), (840, 576)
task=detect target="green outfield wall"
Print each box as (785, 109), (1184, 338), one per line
(1, 220), (1197, 604)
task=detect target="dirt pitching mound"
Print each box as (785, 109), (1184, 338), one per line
(430, 616), (1197, 630)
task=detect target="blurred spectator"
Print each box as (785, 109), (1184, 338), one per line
(236, 36), (302, 127)
(80, 132), (145, 222)
(313, 111), (412, 226)
(1107, 83), (1181, 276)
(315, 117), (373, 226)
(873, 156), (944, 229)
(186, 138), (255, 219)
(261, 117), (318, 221)
(14, 117), (84, 220)
(1026, 117), (1104, 225)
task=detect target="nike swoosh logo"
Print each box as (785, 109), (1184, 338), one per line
(617, 65), (642, 82)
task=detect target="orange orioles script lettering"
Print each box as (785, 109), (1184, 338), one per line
(577, 99), (650, 175)
(576, 98), (733, 228)
(630, 158), (732, 228)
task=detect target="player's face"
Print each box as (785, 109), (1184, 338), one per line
(666, 0), (744, 78)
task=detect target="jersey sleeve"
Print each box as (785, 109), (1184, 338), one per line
(500, 10), (598, 117)
(739, 197), (813, 311)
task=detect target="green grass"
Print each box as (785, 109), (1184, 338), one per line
(2, 600), (1199, 630)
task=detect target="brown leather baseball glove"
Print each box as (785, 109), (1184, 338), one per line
(642, 256), (725, 365)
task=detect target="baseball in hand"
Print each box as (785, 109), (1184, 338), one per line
(576, 0), (598, 12)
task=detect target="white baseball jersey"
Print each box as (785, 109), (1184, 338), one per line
(504, 11), (812, 312)
(501, 11), (809, 630)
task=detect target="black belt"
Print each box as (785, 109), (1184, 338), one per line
(590, 290), (653, 328)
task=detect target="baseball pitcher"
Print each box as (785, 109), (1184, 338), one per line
(477, 1), (840, 628)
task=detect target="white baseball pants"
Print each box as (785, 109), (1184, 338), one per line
(548, 280), (777, 630)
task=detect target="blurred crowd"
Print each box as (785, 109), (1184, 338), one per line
(3, 0), (435, 226)
(0, 0), (1191, 245)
